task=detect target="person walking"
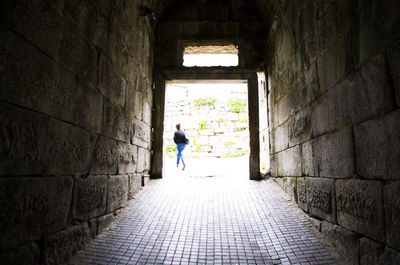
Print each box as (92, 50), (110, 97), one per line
(173, 123), (189, 170)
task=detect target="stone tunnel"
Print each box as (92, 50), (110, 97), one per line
(0, 0), (400, 264)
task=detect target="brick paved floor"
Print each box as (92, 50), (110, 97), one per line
(70, 158), (338, 265)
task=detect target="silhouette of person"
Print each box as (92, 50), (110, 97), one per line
(173, 123), (189, 170)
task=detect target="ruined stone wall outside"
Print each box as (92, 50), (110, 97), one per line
(267, 0), (400, 263)
(0, 0), (153, 264)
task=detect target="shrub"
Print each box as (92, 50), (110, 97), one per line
(228, 98), (246, 113)
(198, 120), (209, 130)
(193, 97), (218, 108)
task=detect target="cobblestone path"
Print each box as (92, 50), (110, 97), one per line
(70, 160), (338, 265)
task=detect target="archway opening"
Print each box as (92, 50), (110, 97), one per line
(163, 80), (250, 179)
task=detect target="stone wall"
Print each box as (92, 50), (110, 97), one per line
(0, 0), (153, 264)
(267, 0), (400, 263)
(164, 85), (249, 158)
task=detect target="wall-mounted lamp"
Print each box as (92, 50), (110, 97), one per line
(141, 7), (156, 23)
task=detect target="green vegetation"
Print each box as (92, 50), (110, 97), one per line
(165, 143), (176, 153)
(224, 141), (236, 146)
(198, 120), (209, 130)
(222, 150), (248, 158)
(228, 98), (247, 113)
(217, 118), (226, 123)
(238, 117), (248, 123)
(193, 97), (218, 108)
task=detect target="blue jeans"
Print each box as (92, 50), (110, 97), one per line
(176, 143), (186, 165)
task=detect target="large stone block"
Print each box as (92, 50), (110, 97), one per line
(128, 173), (142, 200)
(356, 0), (400, 66)
(132, 119), (151, 149)
(311, 128), (354, 178)
(72, 175), (108, 221)
(387, 40), (400, 107)
(275, 146), (302, 177)
(0, 102), (49, 175)
(98, 54), (126, 107)
(118, 143), (138, 174)
(0, 243), (40, 265)
(354, 110), (400, 179)
(45, 120), (95, 175)
(0, 177), (73, 250)
(297, 177), (308, 212)
(321, 221), (360, 265)
(359, 238), (400, 265)
(317, 32), (352, 92)
(107, 175), (129, 213)
(42, 223), (89, 265)
(137, 147), (151, 174)
(384, 181), (400, 249)
(336, 179), (385, 242)
(143, 102), (152, 126)
(102, 99), (132, 143)
(301, 141), (314, 176)
(306, 178), (335, 222)
(270, 125), (288, 154)
(97, 213), (115, 235)
(312, 55), (392, 136)
(287, 108), (312, 147)
(90, 136), (119, 175)
(75, 81), (103, 133)
(0, 29), (77, 123)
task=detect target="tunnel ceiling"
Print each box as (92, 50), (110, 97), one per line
(152, 0), (275, 28)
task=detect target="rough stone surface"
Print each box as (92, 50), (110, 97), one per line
(321, 221), (360, 265)
(301, 141), (314, 176)
(311, 128), (354, 178)
(359, 238), (400, 265)
(118, 143), (137, 174)
(107, 175), (129, 213)
(0, 177), (73, 251)
(45, 119), (95, 175)
(128, 174), (142, 200)
(274, 146), (302, 177)
(97, 213), (115, 235)
(42, 223), (89, 265)
(137, 147), (151, 174)
(354, 110), (400, 180)
(0, 243), (40, 265)
(0, 102), (49, 175)
(336, 179), (385, 242)
(90, 136), (119, 175)
(296, 178), (307, 212)
(384, 181), (400, 250)
(306, 178), (335, 223)
(72, 175), (108, 221)
(387, 40), (400, 107)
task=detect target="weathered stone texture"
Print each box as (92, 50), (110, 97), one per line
(301, 141), (314, 176)
(321, 221), (360, 265)
(128, 174), (142, 200)
(354, 110), (400, 180)
(296, 178), (307, 212)
(90, 136), (119, 175)
(0, 103), (49, 175)
(336, 180), (385, 242)
(384, 181), (400, 249)
(72, 175), (108, 221)
(312, 55), (392, 136)
(107, 175), (129, 213)
(273, 146), (301, 177)
(98, 54), (126, 108)
(360, 238), (400, 265)
(306, 178), (335, 223)
(118, 143), (138, 174)
(0, 177), (73, 250)
(102, 99), (132, 143)
(0, 243), (40, 265)
(42, 223), (89, 265)
(75, 81), (103, 134)
(137, 147), (151, 174)
(45, 120), (95, 175)
(387, 40), (400, 107)
(0, 29), (77, 123)
(311, 128), (354, 178)
(97, 213), (115, 235)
